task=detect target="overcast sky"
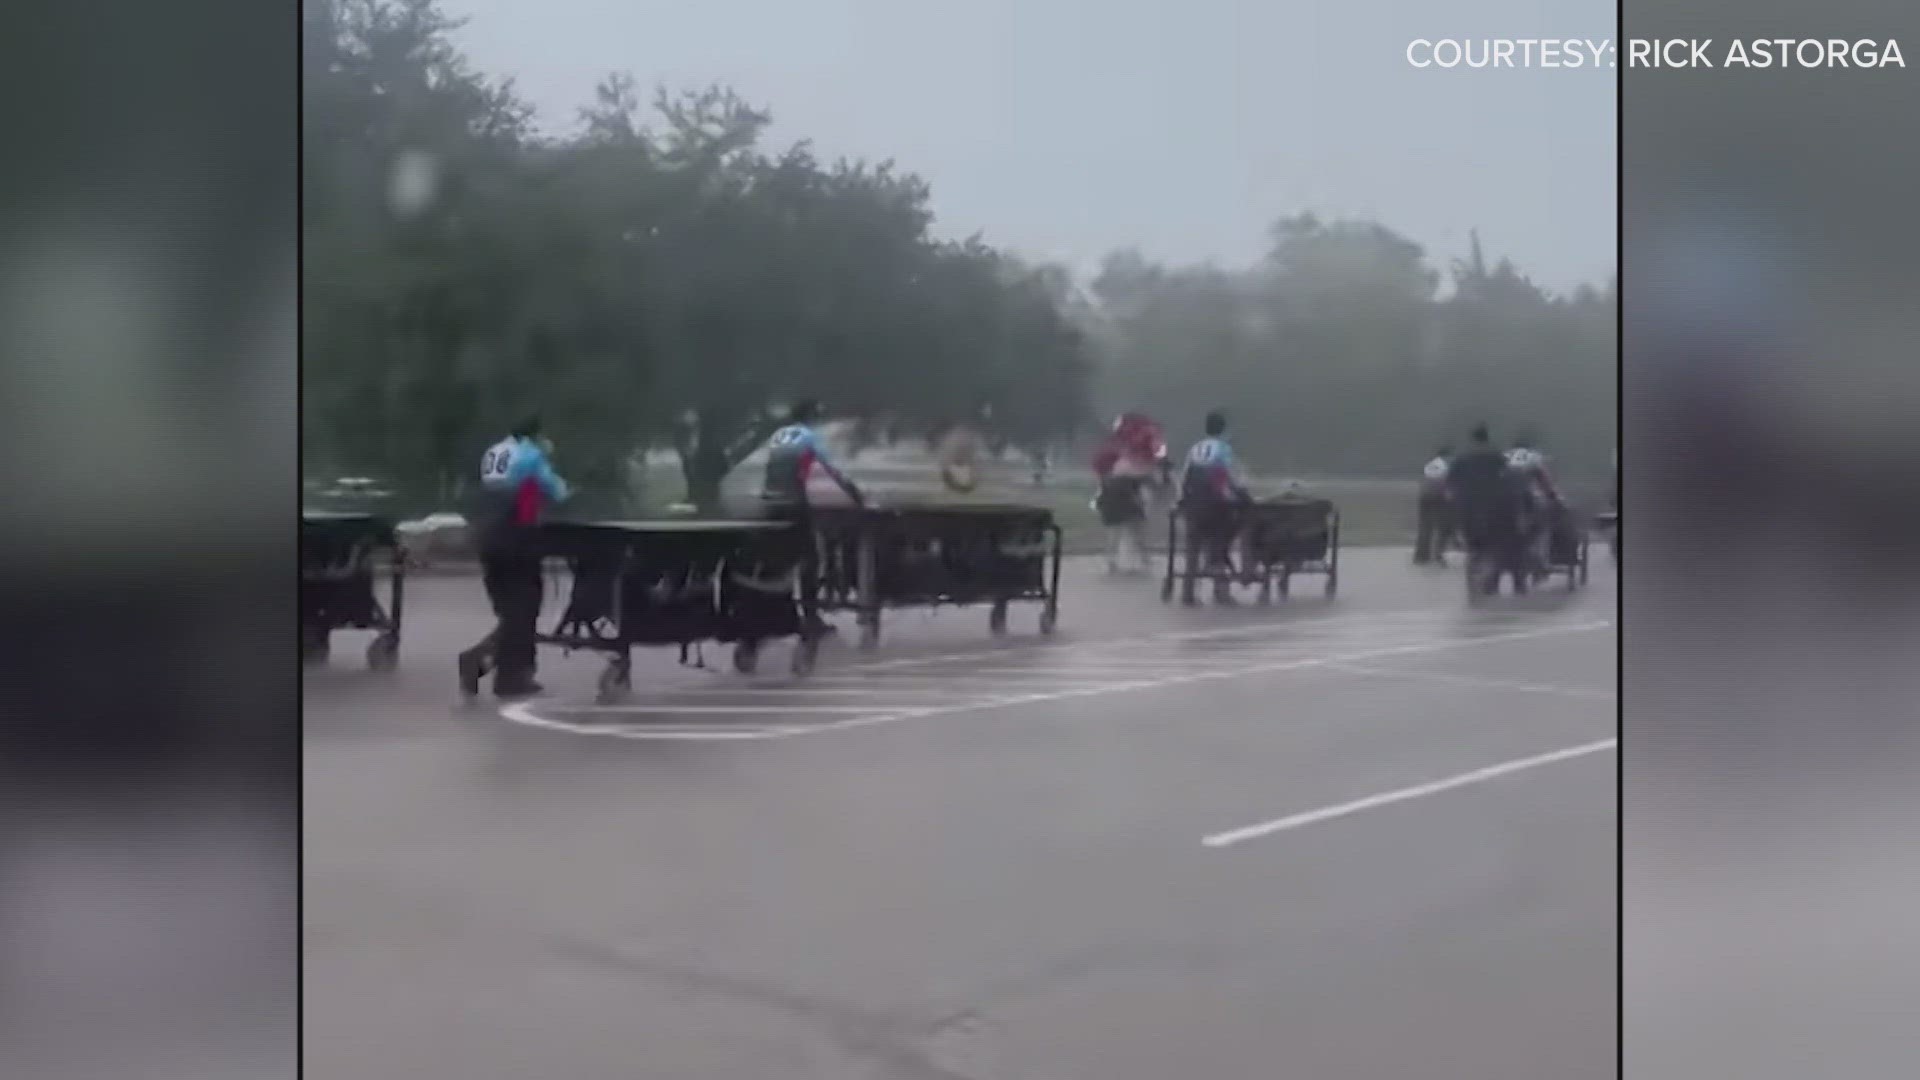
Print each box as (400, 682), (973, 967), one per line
(443, 0), (1617, 291)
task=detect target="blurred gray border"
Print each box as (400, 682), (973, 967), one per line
(1623, 3), (1920, 1078)
(0, 0), (298, 1078)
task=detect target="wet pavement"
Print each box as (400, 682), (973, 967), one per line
(304, 548), (1617, 1080)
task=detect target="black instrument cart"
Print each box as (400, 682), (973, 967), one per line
(813, 503), (1063, 648)
(1466, 503), (1590, 600)
(301, 510), (405, 669)
(1161, 496), (1341, 603)
(532, 519), (820, 704)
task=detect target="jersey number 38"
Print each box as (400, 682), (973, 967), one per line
(480, 445), (514, 481)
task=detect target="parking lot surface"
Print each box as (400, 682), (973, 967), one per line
(305, 548), (1617, 1080)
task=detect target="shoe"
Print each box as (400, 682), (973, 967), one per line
(494, 678), (545, 700)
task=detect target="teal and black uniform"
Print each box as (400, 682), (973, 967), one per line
(759, 419), (862, 628)
(1178, 433), (1249, 602)
(761, 423), (859, 507)
(461, 432), (569, 696)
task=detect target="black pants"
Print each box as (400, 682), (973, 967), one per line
(1182, 505), (1237, 598)
(1459, 501), (1526, 591)
(761, 500), (823, 620)
(479, 552), (543, 683)
(1414, 494), (1454, 564)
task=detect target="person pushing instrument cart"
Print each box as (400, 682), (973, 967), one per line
(1177, 409), (1252, 606)
(761, 399), (866, 633)
(458, 417), (570, 700)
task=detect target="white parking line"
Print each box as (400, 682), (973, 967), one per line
(785, 622), (1611, 739)
(826, 610), (1449, 674)
(956, 666), (1226, 679)
(1201, 738), (1618, 848)
(499, 710), (796, 740)
(1320, 663), (1617, 702)
(504, 619), (1612, 742)
(800, 675), (1127, 692)
(676, 687), (999, 697)
(540, 704), (908, 716)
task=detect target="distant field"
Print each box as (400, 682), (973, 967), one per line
(645, 459), (1607, 555)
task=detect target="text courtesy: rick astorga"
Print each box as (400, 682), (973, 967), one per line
(1405, 39), (1906, 69)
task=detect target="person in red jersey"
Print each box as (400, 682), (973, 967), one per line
(1091, 412), (1168, 574)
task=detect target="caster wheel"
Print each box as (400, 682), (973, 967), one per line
(366, 635), (399, 672)
(1038, 607), (1058, 635)
(988, 603), (1009, 636)
(733, 640), (762, 675)
(595, 661), (632, 705)
(792, 637), (819, 677)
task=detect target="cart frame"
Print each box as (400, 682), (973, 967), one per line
(1160, 498), (1341, 604)
(814, 504), (1064, 649)
(531, 519), (823, 704)
(301, 510), (405, 670)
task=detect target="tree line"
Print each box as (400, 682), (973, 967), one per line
(1088, 225), (1617, 479)
(302, 0), (1615, 513)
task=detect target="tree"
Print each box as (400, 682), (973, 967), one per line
(301, 0), (1095, 513)
(1089, 217), (1615, 478)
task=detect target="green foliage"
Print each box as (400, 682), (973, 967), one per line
(1092, 222), (1616, 478)
(303, 0), (1611, 509)
(303, 0), (1095, 508)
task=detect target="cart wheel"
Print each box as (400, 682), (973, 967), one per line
(733, 640), (762, 675)
(792, 636), (819, 677)
(1038, 606), (1058, 636)
(595, 660), (632, 705)
(1324, 575), (1338, 599)
(365, 634), (399, 672)
(988, 603), (1009, 636)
